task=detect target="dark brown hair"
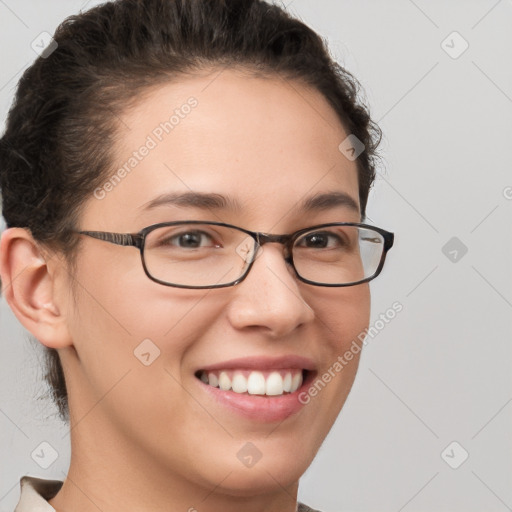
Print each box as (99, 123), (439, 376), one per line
(0, 0), (381, 423)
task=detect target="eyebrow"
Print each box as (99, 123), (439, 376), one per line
(139, 190), (360, 215)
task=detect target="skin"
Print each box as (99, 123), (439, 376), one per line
(0, 68), (370, 512)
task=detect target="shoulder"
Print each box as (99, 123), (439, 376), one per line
(13, 476), (63, 511)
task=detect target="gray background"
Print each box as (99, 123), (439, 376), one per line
(1, 1), (511, 511)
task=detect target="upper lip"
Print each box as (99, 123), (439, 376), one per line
(197, 355), (316, 373)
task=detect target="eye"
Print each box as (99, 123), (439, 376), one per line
(296, 230), (347, 249)
(159, 229), (220, 249)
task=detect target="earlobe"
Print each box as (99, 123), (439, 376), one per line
(0, 227), (73, 349)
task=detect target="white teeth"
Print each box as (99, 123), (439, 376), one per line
(283, 372), (292, 392)
(218, 371), (231, 391)
(290, 372), (303, 392)
(208, 372), (218, 388)
(265, 372), (284, 396)
(247, 371), (266, 395)
(231, 372), (248, 393)
(199, 369), (305, 396)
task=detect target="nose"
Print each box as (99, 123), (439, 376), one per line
(225, 242), (315, 338)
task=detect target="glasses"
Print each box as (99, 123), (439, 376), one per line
(74, 221), (394, 289)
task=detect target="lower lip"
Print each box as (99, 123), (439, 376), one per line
(196, 372), (314, 423)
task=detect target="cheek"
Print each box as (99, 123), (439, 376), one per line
(64, 262), (229, 448)
(302, 284), (370, 413)
(65, 253), (227, 409)
(310, 283), (371, 354)
(71, 246), (224, 343)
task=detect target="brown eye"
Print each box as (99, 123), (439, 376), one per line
(161, 230), (216, 249)
(296, 230), (349, 250)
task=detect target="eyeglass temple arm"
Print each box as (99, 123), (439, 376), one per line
(78, 231), (143, 249)
(383, 232), (394, 251)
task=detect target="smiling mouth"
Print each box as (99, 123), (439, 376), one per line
(194, 369), (309, 397)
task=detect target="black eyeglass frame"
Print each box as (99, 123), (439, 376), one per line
(75, 220), (394, 289)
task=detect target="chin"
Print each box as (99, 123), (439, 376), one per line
(193, 441), (316, 498)
(209, 464), (305, 498)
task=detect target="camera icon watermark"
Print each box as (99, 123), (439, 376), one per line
(442, 237), (468, 263)
(441, 31), (469, 59)
(31, 441), (59, 469)
(31, 31), (58, 58)
(503, 186), (512, 200)
(235, 237), (261, 263)
(441, 441), (469, 469)
(236, 442), (262, 468)
(134, 338), (161, 366)
(338, 134), (365, 161)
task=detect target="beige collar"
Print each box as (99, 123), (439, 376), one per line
(14, 476), (63, 512)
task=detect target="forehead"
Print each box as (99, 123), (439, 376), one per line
(82, 68), (360, 230)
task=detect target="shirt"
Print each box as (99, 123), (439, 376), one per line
(13, 476), (322, 512)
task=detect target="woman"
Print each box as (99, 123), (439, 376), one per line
(0, 0), (394, 511)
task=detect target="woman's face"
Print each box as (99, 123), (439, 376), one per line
(58, 69), (370, 495)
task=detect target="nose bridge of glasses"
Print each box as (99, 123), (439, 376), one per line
(255, 232), (292, 246)
(254, 232), (294, 257)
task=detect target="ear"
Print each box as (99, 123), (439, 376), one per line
(0, 227), (73, 349)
